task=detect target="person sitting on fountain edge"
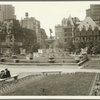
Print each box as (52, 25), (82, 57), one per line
(0, 70), (6, 79)
(5, 68), (11, 78)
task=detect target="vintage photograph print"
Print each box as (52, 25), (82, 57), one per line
(0, 1), (100, 96)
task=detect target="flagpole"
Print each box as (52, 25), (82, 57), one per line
(50, 31), (51, 38)
(49, 28), (53, 39)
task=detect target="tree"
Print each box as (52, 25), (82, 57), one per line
(55, 39), (64, 49)
(91, 41), (100, 54)
(6, 19), (39, 54)
(74, 42), (86, 54)
(22, 28), (39, 53)
(65, 40), (75, 53)
(86, 41), (93, 54)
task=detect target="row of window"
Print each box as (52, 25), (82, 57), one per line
(64, 28), (72, 32)
(64, 32), (72, 36)
(74, 31), (100, 36)
(74, 36), (100, 42)
(64, 38), (72, 42)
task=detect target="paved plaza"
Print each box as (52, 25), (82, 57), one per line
(0, 64), (100, 78)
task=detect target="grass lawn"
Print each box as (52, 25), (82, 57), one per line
(5, 72), (95, 96)
(83, 60), (100, 69)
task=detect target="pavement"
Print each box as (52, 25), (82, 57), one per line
(0, 62), (77, 65)
(0, 55), (100, 79)
(0, 64), (100, 79)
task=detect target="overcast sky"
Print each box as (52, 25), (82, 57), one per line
(0, 1), (100, 36)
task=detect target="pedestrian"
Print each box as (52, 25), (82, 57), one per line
(63, 60), (65, 63)
(5, 68), (11, 78)
(0, 70), (6, 79)
(94, 89), (98, 96)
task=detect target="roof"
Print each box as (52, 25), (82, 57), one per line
(62, 15), (74, 27)
(67, 15), (74, 27)
(78, 17), (99, 31)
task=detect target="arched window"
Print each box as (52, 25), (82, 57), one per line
(92, 31), (94, 36)
(80, 32), (81, 36)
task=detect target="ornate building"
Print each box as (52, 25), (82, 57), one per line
(55, 15), (80, 49)
(62, 15), (74, 44)
(73, 17), (100, 44)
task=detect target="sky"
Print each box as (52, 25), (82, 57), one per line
(0, 1), (100, 36)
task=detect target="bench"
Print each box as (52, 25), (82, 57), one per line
(11, 74), (19, 80)
(0, 74), (19, 82)
(13, 59), (20, 63)
(78, 58), (89, 66)
(42, 71), (62, 76)
(0, 74), (19, 89)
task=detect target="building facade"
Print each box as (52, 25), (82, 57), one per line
(20, 13), (41, 43)
(55, 16), (80, 49)
(0, 19), (23, 55)
(0, 5), (15, 22)
(86, 4), (100, 26)
(62, 16), (74, 44)
(20, 13), (47, 48)
(73, 17), (100, 44)
(55, 24), (64, 44)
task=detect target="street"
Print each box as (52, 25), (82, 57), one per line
(0, 64), (78, 75)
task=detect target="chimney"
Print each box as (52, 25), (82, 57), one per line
(25, 12), (29, 18)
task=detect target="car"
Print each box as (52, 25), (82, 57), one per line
(0, 58), (6, 62)
(75, 54), (88, 63)
(12, 55), (17, 59)
(75, 55), (81, 63)
(48, 57), (55, 63)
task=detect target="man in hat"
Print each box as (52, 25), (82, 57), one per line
(5, 68), (11, 78)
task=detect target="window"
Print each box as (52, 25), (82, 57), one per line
(64, 28), (67, 32)
(80, 32), (81, 36)
(64, 33), (67, 36)
(95, 36), (97, 40)
(92, 31), (94, 36)
(64, 38), (67, 42)
(86, 32), (87, 35)
(83, 37), (84, 41)
(85, 37), (86, 41)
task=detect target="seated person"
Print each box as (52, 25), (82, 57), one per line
(5, 68), (11, 78)
(0, 70), (6, 79)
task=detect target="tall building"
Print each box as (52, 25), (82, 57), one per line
(20, 13), (47, 48)
(55, 25), (64, 41)
(55, 15), (80, 49)
(21, 13), (38, 31)
(20, 13), (41, 43)
(86, 4), (100, 26)
(0, 5), (15, 22)
(62, 15), (74, 43)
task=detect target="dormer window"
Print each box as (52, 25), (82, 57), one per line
(80, 32), (81, 36)
(83, 25), (86, 30)
(89, 25), (92, 29)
